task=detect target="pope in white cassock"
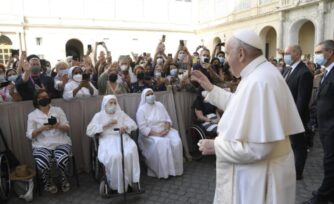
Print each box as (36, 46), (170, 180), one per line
(191, 29), (305, 204)
(86, 95), (140, 193)
(136, 88), (183, 179)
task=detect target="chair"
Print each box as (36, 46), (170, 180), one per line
(35, 147), (80, 195)
(0, 154), (10, 201)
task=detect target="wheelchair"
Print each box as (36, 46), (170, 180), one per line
(0, 154), (10, 201)
(90, 130), (144, 199)
(35, 147), (80, 195)
(187, 109), (218, 160)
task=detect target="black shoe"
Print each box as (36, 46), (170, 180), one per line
(303, 195), (328, 204)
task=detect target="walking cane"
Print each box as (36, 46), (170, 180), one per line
(116, 128), (127, 203)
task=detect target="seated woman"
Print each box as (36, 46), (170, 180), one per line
(86, 95), (140, 193)
(0, 69), (22, 102)
(192, 92), (221, 138)
(63, 66), (98, 100)
(26, 89), (72, 193)
(136, 88), (183, 179)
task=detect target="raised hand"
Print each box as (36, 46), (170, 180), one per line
(190, 70), (214, 91)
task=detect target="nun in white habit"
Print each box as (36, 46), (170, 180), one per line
(136, 88), (183, 179)
(86, 95), (140, 193)
(63, 66), (97, 100)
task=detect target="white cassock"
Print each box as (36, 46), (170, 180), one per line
(86, 95), (140, 193)
(136, 88), (183, 179)
(206, 56), (304, 204)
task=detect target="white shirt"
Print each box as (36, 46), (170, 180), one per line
(26, 106), (72, 149)
(289, 60), (301, 75)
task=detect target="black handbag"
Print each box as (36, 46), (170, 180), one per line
(0, 128), (20, 169)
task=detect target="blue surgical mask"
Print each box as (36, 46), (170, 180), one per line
(105, 105), (116, 114)
(7, 75), (18, 82)
(170, 69), (178, 77)
(283, 54), (292, 65)
(218, 56), (225, 64)
(146, 95), (155, 104)
(314, 53), (327, 66)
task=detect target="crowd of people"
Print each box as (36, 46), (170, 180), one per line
(1, 33), (333, 204)
(0, 39), (240, 103)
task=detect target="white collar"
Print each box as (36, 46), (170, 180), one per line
(325, 61), (334, 74)
(240, 55), (267, 78)
(290, 60), (301, 73)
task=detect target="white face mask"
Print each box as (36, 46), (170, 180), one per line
(154, 71), (161, 78)
(73, 74), (82, 82)
(146, 95), (155, 104)
(157, 58), (164, 65)
(283, 54), (293, 65)
(178, 53), (185, 61)
(120, 65), (128, 71)
(105, 105), (116, 114)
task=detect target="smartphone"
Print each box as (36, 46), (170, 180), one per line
(162, 35), (166, 42)
(97, 42), (103, 45)
(87, 44), (92, 51)
(192, 56), (198, 64)
(143, 52), (147, 56)
(82, 73), (91, 81)
(168, 53), (172, 58)
(11, 49), (19, 57)
(180, 40), (184, 46)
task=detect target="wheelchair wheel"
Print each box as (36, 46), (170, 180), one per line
(90, 140), (103, 182)
(187, 125), (206, 160)
(0, 154), (10, 201)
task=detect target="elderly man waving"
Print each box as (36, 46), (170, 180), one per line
(191, 29), (304, 204)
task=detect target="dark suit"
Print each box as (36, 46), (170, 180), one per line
(286, 61), (313, 179)
(15, 73), (58, 100)
(316, 65), (334, 202)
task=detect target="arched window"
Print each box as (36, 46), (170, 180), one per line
(0, 35), (12, 65)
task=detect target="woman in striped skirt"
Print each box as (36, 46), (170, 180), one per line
(26, 89), (72, 194)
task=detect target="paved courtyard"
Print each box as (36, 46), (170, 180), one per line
(6, 135), (325, 204)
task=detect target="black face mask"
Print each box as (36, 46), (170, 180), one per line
(38, 98), (51, 107)
(109, 73), (118, 82)
(137, 72), (145, 80)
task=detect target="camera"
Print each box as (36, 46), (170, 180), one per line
(82, 73), (91, 81)
(44, 116), (57, 126)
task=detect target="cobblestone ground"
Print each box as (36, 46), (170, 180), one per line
(6, 135), (325, 204)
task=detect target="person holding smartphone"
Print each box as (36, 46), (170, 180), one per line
(0, 68), (22, 102)
(62, 66), (97, 100)
(26, 89), (72, 194)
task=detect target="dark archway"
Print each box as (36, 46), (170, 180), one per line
(65, 39), (83, 60)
